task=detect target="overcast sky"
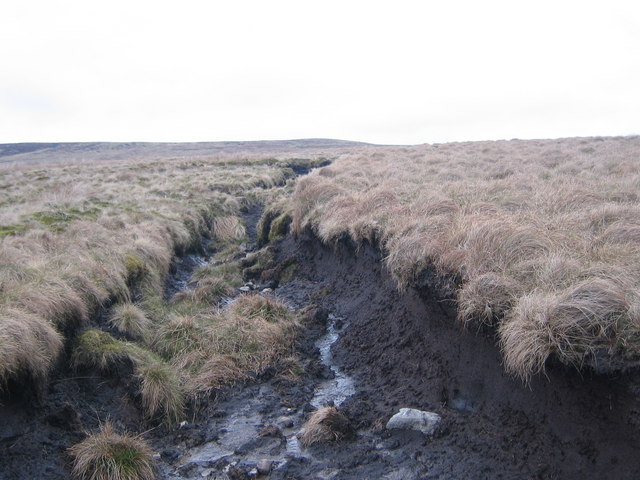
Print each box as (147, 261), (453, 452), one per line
(1, 1), (638, 145)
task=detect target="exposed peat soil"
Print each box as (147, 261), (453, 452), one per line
(267, 231), (640, 479)
(3, 223), (640, 479)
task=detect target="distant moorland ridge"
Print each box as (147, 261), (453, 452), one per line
(0, 138), (373, 164)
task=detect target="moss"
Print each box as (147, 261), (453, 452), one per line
(90, 199), (113, 208)
(268, 212), (292, 242)
(241, 247), (276, 281)
(67, 207), (101, 220)
(124, 254), (146, 282)
(278, 261), (297, 284)
(32, 210), (73, 226)
(31, 207), (101, 229)
(72, 329), (133, 371)
(0, 224), (27, 237)
(256, 209), (279, 247)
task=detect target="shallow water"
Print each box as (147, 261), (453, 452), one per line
(311, 313), (356, 408)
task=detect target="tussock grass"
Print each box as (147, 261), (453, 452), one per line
(151, 295), (299, 396)
(135, 356), (184, 424)
(110, 303), (150, 340)
(0, 152), (314, 393)
(68, 422), (155, 480)
(290, 136), (640, 380)
(299, 406), (351, 448)
(0, 308), (63, 387)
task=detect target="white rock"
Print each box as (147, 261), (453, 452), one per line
(386, 408), (441, 435)
(261, 288), (273, 293)
(239, 286), (251, 292)
(256, 459), (272, 475)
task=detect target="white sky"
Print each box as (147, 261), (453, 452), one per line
(1, 0), (638, 145)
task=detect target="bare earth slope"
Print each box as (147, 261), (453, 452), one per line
(271, 231), (640, 479)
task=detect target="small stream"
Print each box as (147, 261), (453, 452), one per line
(159, 223), (357, 478)
(311, 314), (356, 408)
(164, 252), (208, 299)
(163, 307), (357, 478)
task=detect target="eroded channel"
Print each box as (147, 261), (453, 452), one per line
(161, 306), (357, 478)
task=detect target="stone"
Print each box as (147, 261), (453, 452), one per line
(261, 288), (273, 293)
(256, 459), (272, 475)
(386, 408), (441, 435)
(239, 286), (251, 292)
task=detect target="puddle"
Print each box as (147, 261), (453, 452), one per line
(311, 314), (356, 408)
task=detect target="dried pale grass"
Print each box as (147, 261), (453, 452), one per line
(0, 308), (63, 387)
(214, 216), (246, 243)
(68, 422), (155, 480)
(289, 136), (640, 379)
(501, 278), (633, 380)
(457, 273), (518, 327)
(135, 358), (184, 423)
(299, 406), (352, 448)
(110, 303), (151, 340)
(0, 152), (301, 391)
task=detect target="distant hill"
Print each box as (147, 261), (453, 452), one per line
(0, 139), (372, 164)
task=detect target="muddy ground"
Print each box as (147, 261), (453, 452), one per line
(2, 228), (640, 479)
(270, 232), (640, 479)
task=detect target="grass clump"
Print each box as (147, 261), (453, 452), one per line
(299, 406), (352, 448)
(68, 422), (155, 480)
(110, 303), (150, 340)
(0, 308), (63, 388)
(135, 354), (184, 424)
(152, 314), (207, 359)
(161, 295), (299, 396)
(229, 294), (293, 323)
(0, 148), (307, 393)
(183, 261), (243, 303)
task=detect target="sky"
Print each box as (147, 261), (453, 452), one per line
(1, 0), (638, 145)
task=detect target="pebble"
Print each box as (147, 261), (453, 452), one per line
(239, 286), (251, 292)
(257, 459), (273, 475)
